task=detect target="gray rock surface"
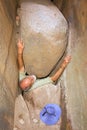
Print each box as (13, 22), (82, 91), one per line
(20, 0), (68, 77)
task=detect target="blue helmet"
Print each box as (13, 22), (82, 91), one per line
(40, 103), (61, 125)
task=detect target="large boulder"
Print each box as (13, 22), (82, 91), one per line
(20, 0), (68, 77)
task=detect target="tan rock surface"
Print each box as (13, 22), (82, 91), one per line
(20, 0), (68, 77)
(14, 83), (61, 130)
(54, 0), (87, 130)
(0, 0), (17, 130)
(13, 95), (31, 130)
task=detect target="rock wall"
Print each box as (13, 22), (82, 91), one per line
(54, 0), (87, 130)
(0, 0), (87, 130)
(0, 0), (18, 130)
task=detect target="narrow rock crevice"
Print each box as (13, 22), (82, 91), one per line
(0, 0), (87, 130)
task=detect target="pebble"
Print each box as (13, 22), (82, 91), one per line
(33, 118), (39, 123)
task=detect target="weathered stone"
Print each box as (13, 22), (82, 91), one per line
(0, 0), (17, 130)
(0, 73), (14, 130)
(20, 0), (68, 77)
(54, 0), (87, 130)
(14, 83), (62, 130)
(14, 95), (31, 130)
(1, 0), (87, 130)
(4, 35), (18, 99)
(63, 36), (87, 130)
(24, 83), (61, 107)
(23, 83), (61, 130)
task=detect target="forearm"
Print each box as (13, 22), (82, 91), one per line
(50, 62), (67, 82)
(17, 39), (25, 72)
(17, 53), (25, 72)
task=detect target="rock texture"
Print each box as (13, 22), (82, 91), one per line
(13, 95), (31, 130)
(1, 0), (87, 130)
(54, 0), (87, 130)
(14, 83), (62, 130)
(20, 0), (68, 77)
(0, 0), (18, 130)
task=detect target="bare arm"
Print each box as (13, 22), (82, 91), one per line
(50, 56), (71, 82)
(17, 39), (25, 72)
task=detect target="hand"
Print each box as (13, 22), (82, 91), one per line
(17, 39), (24, 54)
(62, 55), (71, 68)
(64, 55), (71, 64)
(16, 16), (20, 26)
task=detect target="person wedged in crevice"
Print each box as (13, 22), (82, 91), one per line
(17, 39), (71, 94)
